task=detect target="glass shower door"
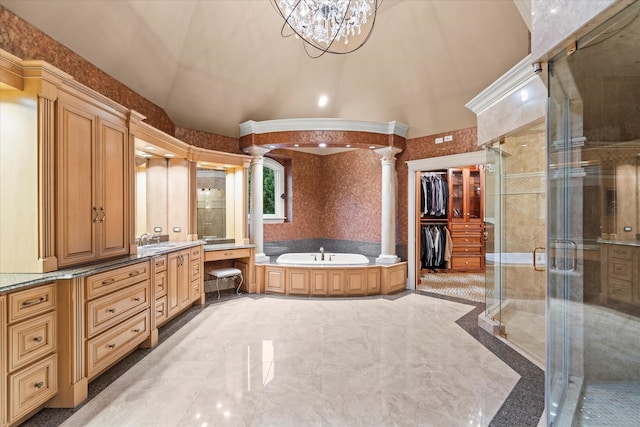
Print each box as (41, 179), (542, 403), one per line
(547, 3), (640, 425)
(484, 144), (502, 324)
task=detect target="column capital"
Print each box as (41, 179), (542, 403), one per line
(374, 146), (403, 163)
(243, 145), (271, 160)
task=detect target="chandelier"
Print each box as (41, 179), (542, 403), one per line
(271, 0), (382, 58)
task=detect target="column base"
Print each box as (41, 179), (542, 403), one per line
(376, 254), (400, 265)
(255, 253), (270, 263)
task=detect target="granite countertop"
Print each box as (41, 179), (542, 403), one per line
(597, 239), (640, 247)
(204, 243), (255, 251)
(0, 241), (204, 295)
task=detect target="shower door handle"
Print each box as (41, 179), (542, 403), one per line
(550, 240), (577, 272)
(533, 247), (546, 271)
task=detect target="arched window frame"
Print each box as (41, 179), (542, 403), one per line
(263, 157), (286, 224)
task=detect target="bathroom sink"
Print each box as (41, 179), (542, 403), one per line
(137, 243), (178, 255)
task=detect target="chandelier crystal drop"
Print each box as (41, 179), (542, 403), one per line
(271, 0), (382, 58)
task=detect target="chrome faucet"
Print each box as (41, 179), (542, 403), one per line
(139, 233), (151, 246)
(320, 247), (324, 261)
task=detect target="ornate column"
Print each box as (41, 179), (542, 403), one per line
(374, 147), (403, 265)
(244, 146), (271, 263)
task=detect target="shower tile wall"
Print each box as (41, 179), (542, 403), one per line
(503, 128), (546, 302)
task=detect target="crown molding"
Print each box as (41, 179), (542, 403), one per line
(465, 54), (537, 115)
(239, 118), (409, 138)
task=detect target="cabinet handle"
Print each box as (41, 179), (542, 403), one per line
(108, 344), (116, 349)
(99, 207), (106, 222)
(33, 336), (44, 343)
(93, 207), (99, 223)
(107, 308), (116, 313)
(133, 328), (141, 333)
(21, 296), (47, 307)
(129, 270), (141, 277)
(157, 309), (164, 314)
(133, 297), (141, 302)
(156, 260), (165, 267)
(34, 381), (44, 389)
(158, 284), (164, 289)
(101, 278), (116, 286)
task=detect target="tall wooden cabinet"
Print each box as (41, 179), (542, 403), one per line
(56, 92), (130, 268)
(448, 166), (485, 271)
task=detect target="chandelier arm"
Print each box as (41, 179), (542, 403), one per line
(272, 0), (383, 58)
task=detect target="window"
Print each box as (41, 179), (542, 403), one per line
(253, 157), (286, 224)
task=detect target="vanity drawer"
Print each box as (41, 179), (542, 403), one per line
(86, 281), (150, 338)
(86, 310), (150, 379)
(154, 255), (167, 272)
(8, 283), (56, 323)
(9, 354), (57, 422)
(155, 296), (168, 326)
(205, 248), (251, 261)
(451, 256), (482, 270)
(155, 271), (167, 298)
(191, 259), (202, 282)
(86, 261), (150, 300)
(190, 245), (202, 260)
(452, 244), (483, 254)
(9, 312), (56, 372)
(610, 245), (633, 260)
(608, 278), (632, 303)
(609, 258), (633, 281)
(191, 280), (202, 302)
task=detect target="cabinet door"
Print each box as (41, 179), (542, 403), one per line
(166, 251), (181, 316)
(97, 117), (129, 258)
(1, 295), (6, 427)
(265, 267), (286, 293)
(448, 168), (464, 221)
(57, 100), (97, 266)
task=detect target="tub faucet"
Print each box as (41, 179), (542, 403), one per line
(320, 247), (324, 261)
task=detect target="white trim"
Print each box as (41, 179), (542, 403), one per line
(465, 54), (537, 115)
(263, 157), (285, 222)
(239, 118), (409, 138)
(406, 151), (487, 290)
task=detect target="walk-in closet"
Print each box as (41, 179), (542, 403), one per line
(416, 165), (485, 301)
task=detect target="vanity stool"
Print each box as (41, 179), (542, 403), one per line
(206, 267), (243, 300)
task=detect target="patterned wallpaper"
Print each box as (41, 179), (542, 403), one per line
(175, 127), (242, 155)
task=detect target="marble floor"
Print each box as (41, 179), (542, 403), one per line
(25, 291), (545, 426)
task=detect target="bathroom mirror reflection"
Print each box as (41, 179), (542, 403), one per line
(196, 167), (229, 243)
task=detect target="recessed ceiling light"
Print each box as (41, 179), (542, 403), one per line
(346, 144), (351, 148)
(318, 95), (328, 107)
(294, 144), (299, 147)
(369, 145), (375, 149)
(145, 146), (155, 150)
(269, 145), (275, 149)
(223, 164), (232, 168)
(141, 153), (152, 158)
(319, 143), (327, 148)
(165, 153), (175, 158)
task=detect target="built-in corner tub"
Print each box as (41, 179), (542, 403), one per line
(276, 252), (370, 266)
(260, 253), (408, 297)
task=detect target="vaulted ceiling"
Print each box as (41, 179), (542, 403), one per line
(0, 0), (529, 139)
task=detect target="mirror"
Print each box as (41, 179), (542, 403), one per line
(196, 167), (231, 243)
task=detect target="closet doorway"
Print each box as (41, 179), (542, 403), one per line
(407, 151), (488, 301)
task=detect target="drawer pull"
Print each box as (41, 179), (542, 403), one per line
(21, 296), (47, 307)
(34, 381), (44, 389)
(108, 344), (116, 349)
(465, 261), (469, 265)
(33, 336), (44, 343)
(156, 260), (165, 267)
(107, 308), (116, 313)
(101, 278), (116, 286)
(133, 328), (141, 333)
(158, 284), (165, 290)
(157, 309), (164, 314)
(133, 297), (141, 302)
(129, 271), (141, 277)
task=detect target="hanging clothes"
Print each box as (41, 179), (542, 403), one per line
(420, 224), (451, 269)
(420, 173), (448, 217)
